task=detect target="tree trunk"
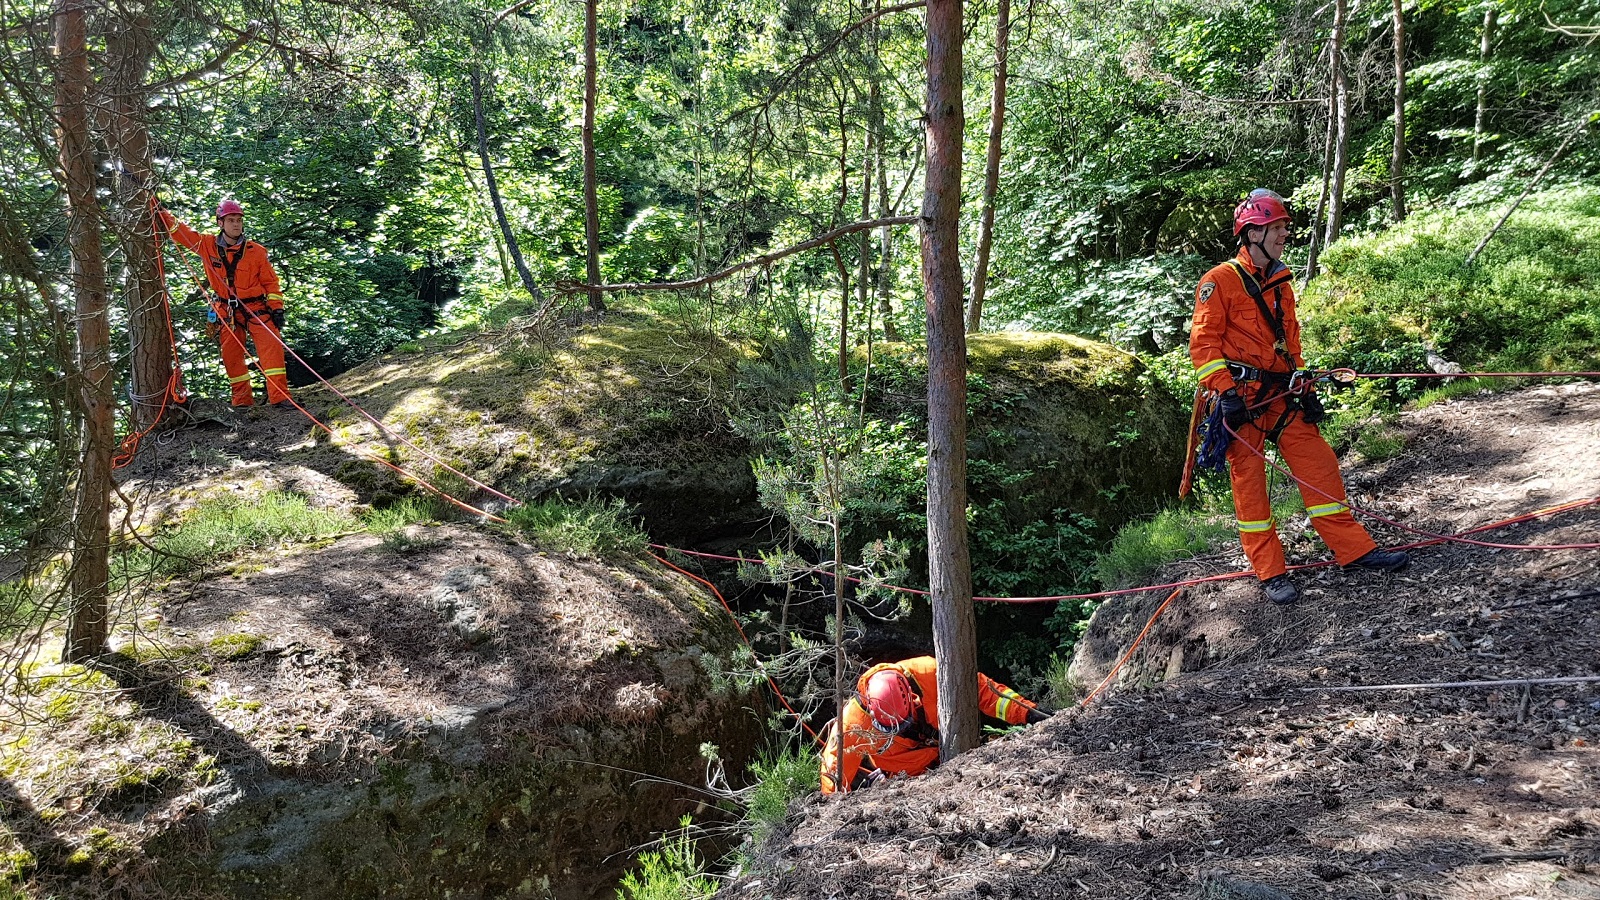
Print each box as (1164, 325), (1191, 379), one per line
(470, 65), (544, 306)
(1390, 0), (1407, 222)
(1323, 0), (1351, 249)
(1303, 85), (1338, 282)
(966, 0), (1010, 334)
(1473, 6), (1496, 166)
(921, 0), (978, 761)
(870, 5), (900, 343)
(581, 0), (606, 313)
(56, 0), (113, 663)
(103, 9), (176, 432)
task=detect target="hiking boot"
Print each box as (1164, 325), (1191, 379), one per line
(1262, 574), (1300, 605)
(1346, 548), (1410, 572)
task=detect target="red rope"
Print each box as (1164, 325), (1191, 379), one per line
(1078, 587), (1183, 708)
(112, 197), (188, 470)
(648, 495), (1600, 605)
(649, 552), (819, 741)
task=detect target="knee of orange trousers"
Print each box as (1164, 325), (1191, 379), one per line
(245, 321), (290, 403)
(1274, 419), (1348, 506)
(1225, 429), (1273, 521)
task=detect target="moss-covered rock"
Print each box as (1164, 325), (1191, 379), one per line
(872, 332), (1187, 535)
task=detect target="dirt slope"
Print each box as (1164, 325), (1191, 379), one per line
(725, 382), (1600, 900)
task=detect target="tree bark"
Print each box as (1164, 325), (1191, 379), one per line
(470, 65), (544, 306)
(581, 0), (606, 313)
(1473, 6), (1497, 166)
(921, 0), (978, 761)
(1303, 82), (1338, 282)
(1323, 0), (1351, 248)
(1390, 0), (1408, 222)
(966, 0), (1010, 334)
(55, 0), (113, 662)
(103, 8), (177, 432)
(870, 3), (901, 342)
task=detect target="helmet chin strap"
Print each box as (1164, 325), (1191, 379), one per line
(1244, 226), (1280, 268)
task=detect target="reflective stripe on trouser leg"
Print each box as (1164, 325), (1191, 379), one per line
(247, 317), (292, 404)
(1276, 418), (1377, 565)
(1225, 407), (1287, 580)
(219, 324), (255, 406)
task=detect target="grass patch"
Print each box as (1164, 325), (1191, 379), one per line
(140, 491), (356, 576)
(361, 496), (445, 552)
(1094, 498), (1233, 590)
(506, 497), (646, 558)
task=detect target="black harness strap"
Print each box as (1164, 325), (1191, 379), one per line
(1224, 260), (1304, 443)
(1224, 259), (1296, 371)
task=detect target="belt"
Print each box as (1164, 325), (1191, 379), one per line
(1228, 362), (1291, 384)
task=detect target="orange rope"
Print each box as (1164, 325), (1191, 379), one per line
(1078, 587), (1184, 708)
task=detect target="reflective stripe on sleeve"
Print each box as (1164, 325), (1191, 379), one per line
(1197, 359), (1228, 380)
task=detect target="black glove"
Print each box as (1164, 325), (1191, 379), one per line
(270, 308), (285, 330)
(1024, 705), (1055, 725)
(1219, 388), (1253, 431)
(1298, 389), (1326, 425)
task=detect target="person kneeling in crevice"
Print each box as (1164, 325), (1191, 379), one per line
(819, 655), (1051, 794)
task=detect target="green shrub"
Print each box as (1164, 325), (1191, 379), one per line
(1302, 186), (1600, 375)
(615, 816), (717, 900)
(506, 497), (646, 557)
(743, 747), (818, 845)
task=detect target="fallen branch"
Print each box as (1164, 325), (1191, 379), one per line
(1305, 675), (1600, 693)
(1466, 111), (1597, 266)
(555, 215), (918, 296)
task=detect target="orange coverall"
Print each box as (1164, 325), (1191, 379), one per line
(161, 211), (290, 407)
(1190, 250), (1377, 580)
(818, 656), (1038, 794)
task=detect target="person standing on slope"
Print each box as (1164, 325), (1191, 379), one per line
(819, 655), (1051, 794)
(1189, 188), (1408, 605)
(161, 198), (293, 410)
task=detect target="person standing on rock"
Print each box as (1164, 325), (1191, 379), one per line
(819, 655), (1051, 794)
(160, 198), (294, 410)
(1189, 188), (1408, 605)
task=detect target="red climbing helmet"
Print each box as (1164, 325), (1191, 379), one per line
(215, 198), (245, 220)
(1233, 188), (1291, 235)
(863, 669), (916, 731)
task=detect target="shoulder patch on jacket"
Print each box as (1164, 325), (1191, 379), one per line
(1198, 282), (1216, 304)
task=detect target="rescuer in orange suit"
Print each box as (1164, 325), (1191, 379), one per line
(1190, 189), (1408, 605)
(160, 199), (293, 409)
(818, 655), (1051, 794)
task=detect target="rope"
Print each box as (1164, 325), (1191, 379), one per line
(646, 495), (1599, 605)
(111, 196), (189, 470)
(1078, 587), (1183, 708)
(1225, 421), (1600, 552)
(649, 552), (819, 741)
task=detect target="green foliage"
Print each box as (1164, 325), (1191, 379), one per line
(1094, 498), (1234, 591)
(137, 492), (356, 577)
(361, 496), (446, 552)
(742, 747), (818, 845)
(615, 816), (717, 900)
(505, 497), (646, 557)
(1303, 187), (1600, 375)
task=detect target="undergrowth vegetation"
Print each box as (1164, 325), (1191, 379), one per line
(126, 492), (356, 580)
(505, 497), (648, 557)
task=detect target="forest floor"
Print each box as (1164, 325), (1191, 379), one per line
(724, 381), (1600, 900)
